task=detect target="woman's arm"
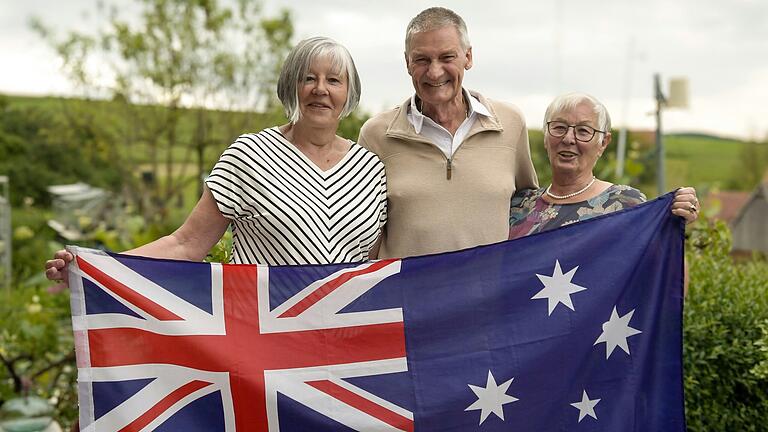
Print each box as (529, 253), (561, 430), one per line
(126, 187), (229, 261)
(45, 186), (230, 285)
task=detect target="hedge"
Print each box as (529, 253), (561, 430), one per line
(683, 221), (768, 430)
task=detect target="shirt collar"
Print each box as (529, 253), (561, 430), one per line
(408, 94), (425, 133)
(466, 90), (492, 117)
(409, 89), (491, 133)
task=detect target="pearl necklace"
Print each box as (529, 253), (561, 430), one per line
(545, 176), (596, 200)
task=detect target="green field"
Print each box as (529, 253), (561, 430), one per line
(3, 94), (766, 200)
(664, 134), (759, 192)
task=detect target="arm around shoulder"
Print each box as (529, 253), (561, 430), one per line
(514, 121), (539, 190)
(357, 117), (379, 153)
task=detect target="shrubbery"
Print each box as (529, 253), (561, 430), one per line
(0, 283), (77, 427)
(683, 221), (768, 430)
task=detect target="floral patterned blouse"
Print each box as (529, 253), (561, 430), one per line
(508, 184), (647, 240)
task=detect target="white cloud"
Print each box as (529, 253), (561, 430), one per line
(1, 0), (766, 139)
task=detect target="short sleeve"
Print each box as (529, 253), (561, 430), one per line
(611, 185), (647, 208)
(204, 135), (255, 220)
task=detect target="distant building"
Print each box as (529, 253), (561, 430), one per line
(729, 180), (768, 255)
(707, 190), (751, 224)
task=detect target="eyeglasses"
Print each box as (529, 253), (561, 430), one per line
(546, 121), (606, 142)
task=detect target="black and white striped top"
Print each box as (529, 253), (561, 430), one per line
(205, 127), (387, 265)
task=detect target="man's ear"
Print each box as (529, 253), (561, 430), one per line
(464, 47), (473, 70)
(404, 52), (412, 75)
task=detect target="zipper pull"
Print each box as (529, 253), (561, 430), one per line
(446, 158), (452, 180)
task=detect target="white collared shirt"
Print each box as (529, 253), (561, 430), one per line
(407, 89), (492, 158)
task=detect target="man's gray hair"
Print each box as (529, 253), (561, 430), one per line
(405, 7), (471, 53)
(543, 92), (612, 134)
(277, 36), (361, 124)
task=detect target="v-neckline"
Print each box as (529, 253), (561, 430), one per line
(272, 127), (354, 175)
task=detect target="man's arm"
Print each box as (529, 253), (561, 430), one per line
(514, 122), (539, 190)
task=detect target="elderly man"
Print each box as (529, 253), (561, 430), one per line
(359, 7), (538, 259)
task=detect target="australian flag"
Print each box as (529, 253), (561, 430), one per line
(68, 193), (685, 431)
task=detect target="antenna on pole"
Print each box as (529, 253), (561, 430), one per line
(615, 37), (636, 180)
(654, 74), (666, 197)
(654, 75), (689, 196)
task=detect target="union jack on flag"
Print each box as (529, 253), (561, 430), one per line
(69, 193), (686, 431)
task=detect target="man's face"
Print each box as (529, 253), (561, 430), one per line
(405, 26), (472, 108)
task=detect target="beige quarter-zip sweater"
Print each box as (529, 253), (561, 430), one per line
(358, 90), (538, 259)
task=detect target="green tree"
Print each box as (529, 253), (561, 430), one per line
(725, 141), (768, 190)
(0, 96), (123, 207)
(31, 0), (294, 220)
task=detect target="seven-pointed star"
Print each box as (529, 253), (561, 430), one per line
(570, 390), (601, 422)
(532, 260), (587, 315)
(594, 306), (642, 358)
(465, 370), (519, 425)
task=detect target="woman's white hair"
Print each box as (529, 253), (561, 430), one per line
(277, 36), (361, 124)
(543, 92), (612, 135)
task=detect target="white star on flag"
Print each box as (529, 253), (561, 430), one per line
(594, 306), (642, 358)
(465, 370), (519, 425)
(532, 260), (587, 315)
(570, 390), (601, 422)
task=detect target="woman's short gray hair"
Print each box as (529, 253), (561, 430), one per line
(543, 92), (612, 134)
(405, 7), (471, 53)
(277, 36), (361, 124)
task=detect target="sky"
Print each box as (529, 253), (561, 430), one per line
(2, 0), (767, 140)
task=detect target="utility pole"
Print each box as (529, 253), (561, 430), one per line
(653, 74), (689, 196)
(616, 37), (637, 180)
(0, 176), (10, 291)
(654, 74), (666, 197)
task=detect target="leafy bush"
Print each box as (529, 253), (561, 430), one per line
(0, 284), (77, 428)
(683, 220), (768, 430)
(9, 206), (67, 287)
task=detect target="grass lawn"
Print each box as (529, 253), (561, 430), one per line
(664, 135), (748, 190)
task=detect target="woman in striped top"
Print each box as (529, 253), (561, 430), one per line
(46, 36), (387, 278)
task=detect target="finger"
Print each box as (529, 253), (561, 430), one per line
(673, 197), (698, 210)
(45, 264), (69, 280)
(673, 204), (699, 225)
(54, 250), (74, 262)
(44, 259), (67, 272)
(672, 196), (694, 207)
(671, 203), (694, 212)
(45, 267), (63, 280)
(671, 208), (686, 218)
(677, 187), (699, 205)
(671, 206), (697, 223)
